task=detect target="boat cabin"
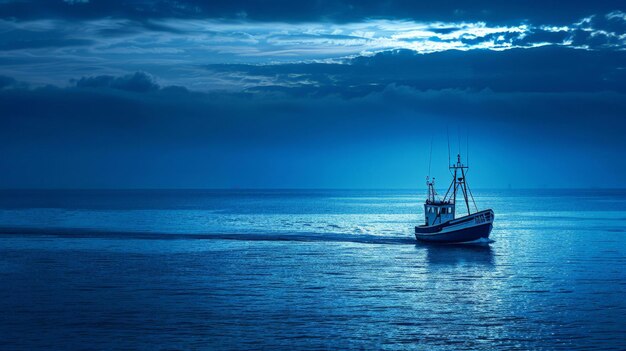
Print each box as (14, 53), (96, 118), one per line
(424, 201), (455, 226)
(423, 177), (455, 226)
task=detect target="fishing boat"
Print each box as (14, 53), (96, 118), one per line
(415, 153), (494, 243)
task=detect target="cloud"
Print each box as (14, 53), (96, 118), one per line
(0, 70), (625, 188)
(75, 72), (161, 92)
(0, 0), (621, 24)
(564, 12), (626, 49)
(38, 15), (625, 55)
(0, 75), (17, 89)
(0, 19), (94, 51)
(0, 13), (623, 91)
(3, 69), (624, 141)
(204, 46), (626, 95)
(0, 3), (624, 188)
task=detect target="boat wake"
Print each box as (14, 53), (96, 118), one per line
(459, 237), (494, 245)
(0, 226), (417, 245)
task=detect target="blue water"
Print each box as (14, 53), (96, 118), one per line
(0, 189), (625, 350)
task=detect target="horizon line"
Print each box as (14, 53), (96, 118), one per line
(0, 187), (624, 191)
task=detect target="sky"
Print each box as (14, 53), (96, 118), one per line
(0, 0), (625, 189)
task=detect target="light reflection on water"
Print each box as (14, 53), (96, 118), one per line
(422, 243), (495, 267)
(0, 189), (625, 350)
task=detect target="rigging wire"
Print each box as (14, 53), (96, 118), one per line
(447, 127), (452, 175)
(464, 132), (477, 211)
(465, 133), (470, 176)
(466, 181), (479, 212)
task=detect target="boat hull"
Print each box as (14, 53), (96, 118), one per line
(415, 209), (494, 244)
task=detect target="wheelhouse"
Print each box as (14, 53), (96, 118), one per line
(424, 201), (455, 226)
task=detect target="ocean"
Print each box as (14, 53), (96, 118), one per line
(0, 189), (624, 350)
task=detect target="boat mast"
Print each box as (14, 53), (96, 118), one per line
(444, 153), (471, 215)
(459, 157), (470, 215)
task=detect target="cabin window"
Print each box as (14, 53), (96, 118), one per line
(441, 208), (446, 214)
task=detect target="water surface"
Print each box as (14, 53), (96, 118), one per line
(0, 189), (624, 350)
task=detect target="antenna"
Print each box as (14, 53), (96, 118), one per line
(457, 127), (460, 157)
(428, 137), (433, 178)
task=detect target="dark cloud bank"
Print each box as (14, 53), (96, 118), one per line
(207, 47), (626, 96)
(0, 46), (624, 188)
(0, 0), (622, 24)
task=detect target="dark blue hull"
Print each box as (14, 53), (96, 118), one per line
(415, 222), (492, 243)
(415, 210), (494, 244)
